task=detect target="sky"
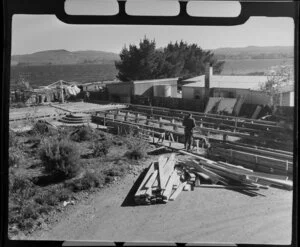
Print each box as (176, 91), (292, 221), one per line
(11, 0), (294, 55)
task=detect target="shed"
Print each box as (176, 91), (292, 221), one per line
(106, 78), (178, 102)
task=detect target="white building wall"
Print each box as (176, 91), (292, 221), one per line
(290, 91), (294, 106)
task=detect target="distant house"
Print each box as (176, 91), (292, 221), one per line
(106, 78), (178, 103)
(182, 65), (271, 105)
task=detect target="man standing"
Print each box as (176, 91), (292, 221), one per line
(183, 113), (196, 151)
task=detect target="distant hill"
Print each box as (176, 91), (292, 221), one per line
(213, 46), (293, 60)
(11, 49), (120, 66)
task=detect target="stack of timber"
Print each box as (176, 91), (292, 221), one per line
(134, 153), (189, 205)
(179, 150), (293, 191)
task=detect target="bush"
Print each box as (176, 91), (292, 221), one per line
(104, 167), (125, 177)
(9, 147), (26, 167)
(9, 131), (17, 147)
(90, 141), (110, 157)
(40, 139), (81, 178)
(13, 102), (27, 108)
(22, 204), (39, 220)
(70, 126), (93, 142)
(9, 173), (37, 199)
(125, 133), (148, 160)
(58, 188), (72, 202)
(65, 171), (102, 192)
(34, 188), (63, 206)
(30, 121), (57, 137)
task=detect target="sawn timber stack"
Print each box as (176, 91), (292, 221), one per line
(134, 153), (183, 205)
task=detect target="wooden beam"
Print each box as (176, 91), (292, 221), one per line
(94, 115), (290, 147)
(196, 184), (260, 190)
(162, 171), (179, 200)
(217, 161), (254, 173)
(212, 142), (293, 161)
(135, 162), (155, 197)
(158, 155), (168, 189)
(144, 170), (158, 189)
(247, 175), (293, 191)
(169, 181), (187, 201)
(196, 172), (211, 180)
(212, 147), (293, 173)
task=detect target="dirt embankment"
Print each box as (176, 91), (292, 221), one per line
(27, 155), (293, 245)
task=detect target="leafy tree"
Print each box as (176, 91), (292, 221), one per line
(115, 37), (225, 81)
(11, 74), (32, 91)
(260, 65), (293, 105)
(115, 38), (162, 81)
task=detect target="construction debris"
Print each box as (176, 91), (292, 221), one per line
(134, 152), (293, 205)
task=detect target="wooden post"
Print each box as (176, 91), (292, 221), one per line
(195, 139), (199, 153)
(152, 129), (155, 143)
(103, 113), (107, 126)
(135, 113), (139, 123)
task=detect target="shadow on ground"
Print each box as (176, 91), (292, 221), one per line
(32, 173), (66, 186)
(121, 168), (148, 207)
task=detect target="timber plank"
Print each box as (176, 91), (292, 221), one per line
(158, 155), (168, 189)
(169, 181), (187, 201)
(162, 171), (180, 200)
(144, 170), (158, 189)
(135, 162), (155, 197)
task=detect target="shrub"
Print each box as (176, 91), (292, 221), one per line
(14, 102), (27, 108)
(9, 173), (37, 199)
(34, 188), (62, 206)
(40, 139), (81, 178)
(65, 171), (102, 192)
(9, 131), (17, 147)
(70, 126), (93, 142)
(90, 141), (110, 157)
(104, 167), (125, 177)
(30, 121), (57, 137)
(125, 133), (148, 160)
(22, 204), (39, 220)
(9, 147), (26, 167)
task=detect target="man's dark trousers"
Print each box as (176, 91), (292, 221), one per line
(184, 129), (193, 150)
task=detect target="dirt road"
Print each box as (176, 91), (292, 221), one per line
(29, 171), (293, 244)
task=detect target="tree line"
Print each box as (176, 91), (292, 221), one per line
(115, 37), (225, 82)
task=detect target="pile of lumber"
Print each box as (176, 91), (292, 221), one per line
(179, 150), (293, 191)
(135, 153), (189, 205)
(134, 151), (293, 206)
